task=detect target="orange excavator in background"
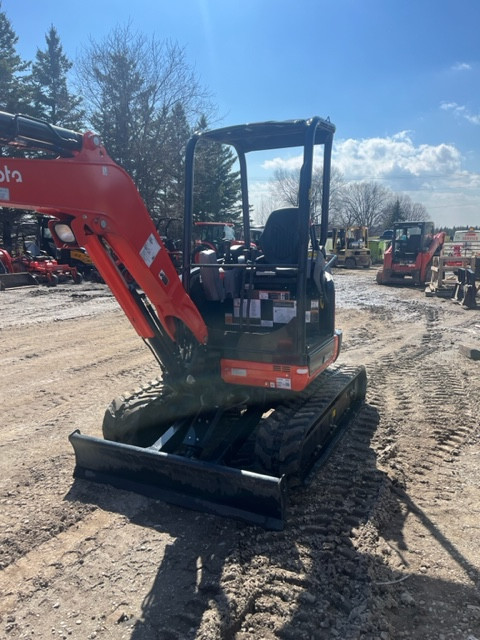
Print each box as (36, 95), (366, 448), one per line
(0, 111), (366, 529)
(376, 221), (445, 286)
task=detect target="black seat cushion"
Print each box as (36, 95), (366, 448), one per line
(260, 207), (300, 265)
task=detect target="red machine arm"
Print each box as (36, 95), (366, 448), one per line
(0, 119), (207, 356)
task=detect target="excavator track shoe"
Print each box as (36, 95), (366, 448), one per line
(255, 364), (367, 484)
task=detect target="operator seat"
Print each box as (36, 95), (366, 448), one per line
(198, 249), (224, 301)
(407, 235), (421, 254)
(260, 207), (300, 265)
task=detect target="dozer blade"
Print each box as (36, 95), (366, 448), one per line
(69, 430), (286, 530)
(0, 272), (38, 290)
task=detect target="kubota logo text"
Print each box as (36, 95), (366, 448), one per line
(0, 166), (22, 183)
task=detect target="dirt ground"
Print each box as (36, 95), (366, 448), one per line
(1, 269), (479, 640)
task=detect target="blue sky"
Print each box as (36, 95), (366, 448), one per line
(3, 0), (480, 227)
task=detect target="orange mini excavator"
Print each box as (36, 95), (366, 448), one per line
(0, 111), (366, 529)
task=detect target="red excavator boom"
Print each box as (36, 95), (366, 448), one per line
(0, 112), (207, 377)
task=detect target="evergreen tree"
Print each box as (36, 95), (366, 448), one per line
(0, 2), (32, 250)
(193, 115), (242, 224)
(0, 2), (30, 113)
(383, 197), (403, 229)
(155, 103), (190, 220)
(29, 26), (84, 129)
(381, 194), (429, 231)
(87, 30), (146, 176)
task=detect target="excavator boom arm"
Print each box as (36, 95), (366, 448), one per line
(0, 111), (207, 371)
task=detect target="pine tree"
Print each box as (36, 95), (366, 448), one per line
(193, 115), (242, 224)
(88, 34), (146, 175)
(381, 197), (402, 230)
(29, 26), (84, 129)
(0, 2), (32, 250)
(0, 2), (30, 113)
(156, 103), (191, 220)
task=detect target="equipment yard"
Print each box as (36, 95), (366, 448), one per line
(1, 269), (479, 640)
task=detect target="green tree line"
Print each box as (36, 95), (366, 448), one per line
(0, 3), (241, 250)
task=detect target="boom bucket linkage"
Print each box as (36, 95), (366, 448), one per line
(0, 111), (366, 529)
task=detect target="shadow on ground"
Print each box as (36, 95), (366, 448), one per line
(65, 401), (480, 640)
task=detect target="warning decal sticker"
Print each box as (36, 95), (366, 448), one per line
(140, 233), (161, 267)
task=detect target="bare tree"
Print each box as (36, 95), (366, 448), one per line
(266, 151), (430, 234)
(338, 181), (391, 231)
(254, 196), (277, 225)
(309, 167), (346, 225)
(269, 167), (299, 207)
(75, 23), (214, 218)
(381, 194), (429, 229)
(77, 24), (212, 131)
(269, 165), (346, 224)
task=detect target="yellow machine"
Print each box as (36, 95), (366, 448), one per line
(326, 226), (371, 268)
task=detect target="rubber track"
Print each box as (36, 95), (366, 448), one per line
(254, 365), (366, 482)
(103, 366), (366, 483)
(102, 378), (177, 444)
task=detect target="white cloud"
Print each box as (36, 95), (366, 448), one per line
(263, 155), (302, 171)
(249, 132), (480, 228)
(451, 62), (472, 72)
(333, 132), (463, 185)
(441, 101), (480, 125)
(408, 189), (480, 227)
(333, 134), (480, 226)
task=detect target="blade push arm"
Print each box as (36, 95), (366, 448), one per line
(0, 112), (207, 364)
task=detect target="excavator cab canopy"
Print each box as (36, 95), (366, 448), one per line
(183, 117), (336, 274)
(190, 118), (336, 152)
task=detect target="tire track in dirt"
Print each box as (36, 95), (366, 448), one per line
(347, 297), (480, 639)
(190, 402), (387, 640)
(2, 273), (480, 640)
(0, 299), (161, 574)
(0, 311), (159, 440)
(1, 508), (114, 613)
(0, 454), (96, 570)
(365, 302), (476, 485)
(0, 284), (118, 330)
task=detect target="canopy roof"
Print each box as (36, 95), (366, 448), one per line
(195, 117), (335, 154)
